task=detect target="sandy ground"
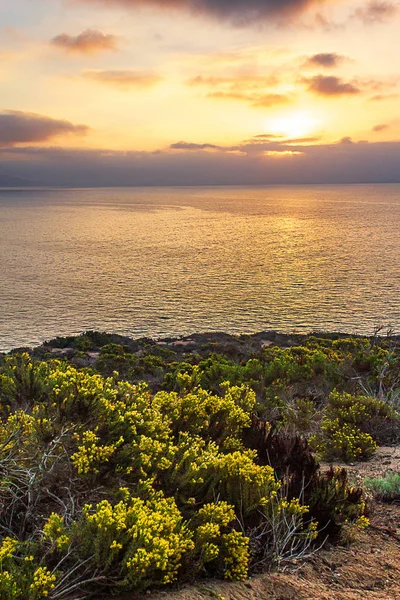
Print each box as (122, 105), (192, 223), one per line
(123, 447), (400, 600)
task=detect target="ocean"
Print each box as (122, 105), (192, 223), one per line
(0, 184), (399, 352)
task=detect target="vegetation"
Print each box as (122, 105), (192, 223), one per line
(365, 471), (400, 502)
(0, 330), (399, 598)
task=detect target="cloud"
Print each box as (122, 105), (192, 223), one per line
(372, 123), (389, 131)
(252, 133), (286, 139)
(304, 52), (345, 68)
(303, 75), (360, 96)
(369, 93), (400, 101)
(76, 0), (324, 24)
(82, 70), (162, 87)
(0, 110), (89, 147)
(188, 75), (279, 89)
(354, 1), (399, 23)
(2, 139), (400, 186)
(252, 93), (292, 107)
(51, 29), (118, 54)
(208, 90), (291, 107)
(170, 141), (222, 150)
(188, 74), (291, 107)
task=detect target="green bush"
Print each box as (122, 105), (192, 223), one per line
(364, 471), (400, 502)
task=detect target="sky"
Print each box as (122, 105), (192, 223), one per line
(0, 0), (400, 185)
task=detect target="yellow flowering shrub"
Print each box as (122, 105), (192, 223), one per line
(310, 419), (377, 462)
(78, 492), (194, 588)
(29, 567), (56, 599)
(214, 451), (278, 514)
(0, 571), (20, 600)
(191, 501), (250, 580)
(0, 537), (59, 600)
(220, 531), (250, 581)
(0, 537), (18, 562)
(71, 430), (123, 475)
(160, 434), (279, 513)
(0, 346), (375, 596)
(152, 384), (255, 443)
(43, 513), (70, 550)
(310, 390), (398, 461)
(0, 411), (36, 455)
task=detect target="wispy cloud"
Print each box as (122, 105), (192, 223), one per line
(372, 123), (389, 131)
(51, 29), (118, 54)
(170, 141), (223, 150)
(82, 70), (162, 88)
(369, 93), (400, 101)
(208, 90), (292, 107)
(188, 75), (279, 89)
(354, 1), (399, 24)
(0, 110), (89, 147)
(188, 74), (292, 107)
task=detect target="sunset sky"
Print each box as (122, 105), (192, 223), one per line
(1, 0), (400, 185)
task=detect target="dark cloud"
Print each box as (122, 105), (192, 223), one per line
(82, 70), (162, 87)
(354, 1), (399, 23)
(373, 123), (389, 131)
(304, 75), (360, 96)
(51, 29), (118, 54)
(0, 110), (89, 147)
(304, 53), (345, 68)
(76, 0), (324, 24)
(2, 139), (400, 186)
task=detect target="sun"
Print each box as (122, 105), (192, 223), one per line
(267, 111), (318, 139)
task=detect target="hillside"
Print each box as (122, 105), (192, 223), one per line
(0, 330), (399, 599)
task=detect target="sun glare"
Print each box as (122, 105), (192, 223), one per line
(267, 111), (318, 139)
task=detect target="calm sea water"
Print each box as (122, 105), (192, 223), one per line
(0, 184), (399, 352)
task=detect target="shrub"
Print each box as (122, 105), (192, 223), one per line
(309, 390), (399, 461)
(0, 347), (378, 597)
(96, 344), (137, 378)
(78, 492), (195, 589)
(325, 391), (399, 441)
(248, 492), (318, 571)
(308, 467), (367, 539)
(191, 502), (250, 580)
(364, 471), (400, 502)
(310, 419), (377, 462)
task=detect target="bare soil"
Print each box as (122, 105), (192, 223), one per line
(127, 447), (400, 600)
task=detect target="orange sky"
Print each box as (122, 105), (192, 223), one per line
(0, 0), (399, 184)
